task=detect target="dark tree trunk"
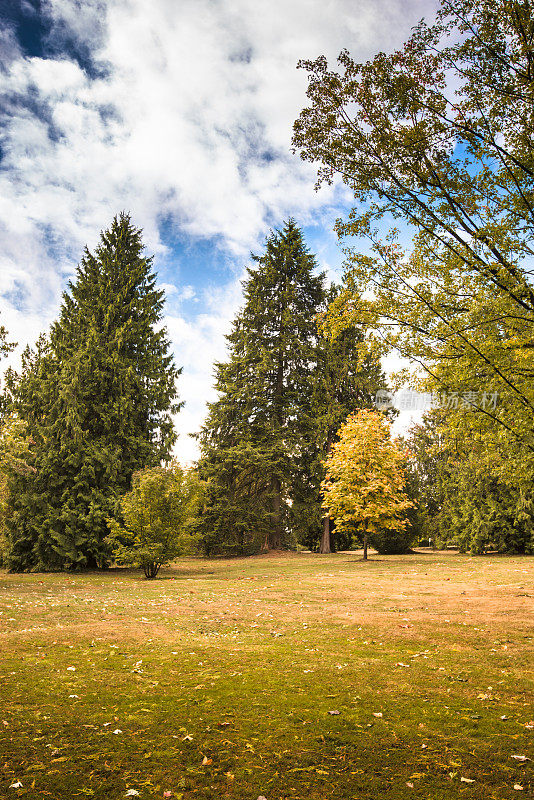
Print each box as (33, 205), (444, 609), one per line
(144, 562), (160, 579)
(319, 515), (331, 553)
(363, 532), (368, 561)
(270, 477), (283, 549)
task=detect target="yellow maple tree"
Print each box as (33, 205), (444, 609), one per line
(322, 409), (413, 559)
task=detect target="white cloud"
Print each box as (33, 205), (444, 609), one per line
(165, 277), (244, 463)
(0, 0), (438, 459)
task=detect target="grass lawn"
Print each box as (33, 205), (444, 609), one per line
(0, 550), (533, 799)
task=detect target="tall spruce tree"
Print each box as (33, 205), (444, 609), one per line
(199, 220), (324, 554)
(6, 214), (180, 571)
(198, 222), (387, 554)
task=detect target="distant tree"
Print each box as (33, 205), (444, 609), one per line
(402, 411), (447, 547)
(198, 220), (325, 554)
(198, 229), (387, 556)
(401, 406), (534, 555)
(107, 464), (201, 578)
(0, 315), (14, 375)
(0, 318), (16, 565)
(428, 416), (534, 555)
(322, 410), (413, 559)
(6, 214), (181, 571)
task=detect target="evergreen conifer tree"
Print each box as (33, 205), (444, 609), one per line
(199, 220), (324, 554)
(198, 222), (387, 554)
(6, 214), (180, 571)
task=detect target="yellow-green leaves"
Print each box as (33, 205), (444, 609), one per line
(322, 410), (413, 543)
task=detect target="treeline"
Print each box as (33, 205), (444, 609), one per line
(0, 215), (404, 572)
(2, 0), (534, 570)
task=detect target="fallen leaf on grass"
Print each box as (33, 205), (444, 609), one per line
(460, 777), (475, 783)
(328, 710), (340, 715)
(372, 712), (383, 718)
(124, 791), (140, 797)
(511, 755), (530, 762)
(201, 756), (212, 766)
(112, 729), (122, 735)
(9, 781), (23, 789)
(406, 782), (414, 788)
(514, 785), (524, 791)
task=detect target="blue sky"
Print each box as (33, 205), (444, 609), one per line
(0, 0), (437, 461)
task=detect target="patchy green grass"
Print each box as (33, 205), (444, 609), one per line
(0, 550), (533, 799)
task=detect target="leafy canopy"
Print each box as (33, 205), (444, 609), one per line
(107, 464), (202, 579)
(322, 410), (413, 540)
(293, 0), (534, 451)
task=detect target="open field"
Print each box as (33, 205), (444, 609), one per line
(0, 551), (533, 799)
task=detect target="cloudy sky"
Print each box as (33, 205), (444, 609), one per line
(1, 0), (437, 461)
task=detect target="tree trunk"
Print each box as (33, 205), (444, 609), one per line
(363, 532), (368, 561)
(320, 431), (334, 554)
(319, 515), (331, 553)
(270, 477), (283, 549)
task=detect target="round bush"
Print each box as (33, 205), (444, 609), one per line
(369, 527), (416, 555)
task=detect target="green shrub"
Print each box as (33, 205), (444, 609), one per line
(107, 463), (204, 578)
(368, 527), (416, 555)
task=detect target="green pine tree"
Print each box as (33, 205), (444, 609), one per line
(199, 220), (325, 554)
(6, 214), (181, 571)
(198, 223), (387, 554)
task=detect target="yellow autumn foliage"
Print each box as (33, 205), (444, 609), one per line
(322, 410), (414, 543)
